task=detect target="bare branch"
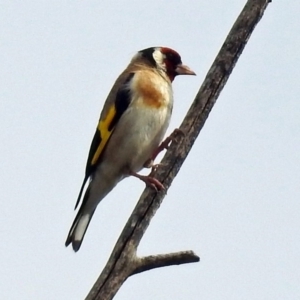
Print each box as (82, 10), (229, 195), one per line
(85, 1), (271, 299)
(132, 251), (200, 276)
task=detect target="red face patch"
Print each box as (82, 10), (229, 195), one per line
(160, 47), (182, 81)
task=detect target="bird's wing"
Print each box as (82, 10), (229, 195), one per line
(74, 72), (134, 209)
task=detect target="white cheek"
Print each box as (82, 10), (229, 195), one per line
(153, 49), (165, 68)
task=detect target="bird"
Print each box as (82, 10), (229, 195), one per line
(65, 46), (196, 251)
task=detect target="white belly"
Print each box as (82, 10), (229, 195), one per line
(102, 104), (171, 175)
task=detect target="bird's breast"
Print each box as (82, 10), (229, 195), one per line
(98, 69), (173, 177)
(131, 70), (173, 110)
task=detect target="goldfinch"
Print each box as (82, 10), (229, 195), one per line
(65, 47), (195, 251)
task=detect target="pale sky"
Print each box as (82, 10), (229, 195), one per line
(1, 1), (299, 299)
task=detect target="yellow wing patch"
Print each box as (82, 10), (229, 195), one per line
(88, 72), (133, 168)
(91, 105), (116, 165)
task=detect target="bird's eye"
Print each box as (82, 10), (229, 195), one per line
(167, 53), (174, 60)
(165, 52), (181, 65)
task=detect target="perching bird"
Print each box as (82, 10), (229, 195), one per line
(65, 46), (195, 251)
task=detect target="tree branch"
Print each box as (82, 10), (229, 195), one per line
(132, 251), (200, 276)
(85, 1), (271, 299)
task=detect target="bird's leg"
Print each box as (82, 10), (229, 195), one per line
(138, 129), (184, 190)
(129, 171), (165, 191)
(143, 128), (184, 168)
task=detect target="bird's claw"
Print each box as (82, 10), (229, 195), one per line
(130, 171), (165, 191)
(143, 176), (165, 191)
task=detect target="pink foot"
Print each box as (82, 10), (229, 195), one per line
(130, 171), (165, 191)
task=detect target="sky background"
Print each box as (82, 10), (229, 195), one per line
(1, 1), (299, 299)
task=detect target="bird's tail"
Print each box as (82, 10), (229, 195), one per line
(65, 208), (95, 252)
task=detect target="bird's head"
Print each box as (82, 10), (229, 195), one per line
(134, 46), (196, 82)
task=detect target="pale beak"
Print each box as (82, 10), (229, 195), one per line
(175, 64), (196, 76)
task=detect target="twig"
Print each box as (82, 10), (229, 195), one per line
(132, 251), (200, 275)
